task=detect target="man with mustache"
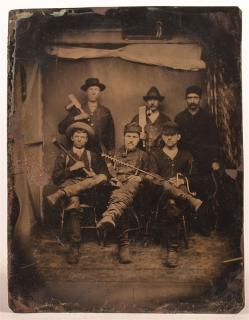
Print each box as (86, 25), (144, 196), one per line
(58, 78), (115, 155)
(175, 85), (221, 177)
(97, 122), (151, 264)
(132, 86), (171, 152)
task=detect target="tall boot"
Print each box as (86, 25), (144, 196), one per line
(166, 245), (178, 268)
(162, 200), (180, 268)
(67, 212), (81, 264)
(118, 229), (132, 264)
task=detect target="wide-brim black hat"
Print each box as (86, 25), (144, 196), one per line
(80, 78), (106, 91)
(65, 121), (95, 138)
(143, 86), (164, 102)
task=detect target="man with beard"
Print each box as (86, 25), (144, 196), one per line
(175, 86), (221, 177)
(97, 122), (151, 264)
(132, 86), (171, 152)
(58, 78), (115, 155)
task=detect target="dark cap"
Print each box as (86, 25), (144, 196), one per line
(124, 122), (142, 135)
(185, 85), (202, 97)
(80, 78), (106, 91)
(162, 121), (179, 135)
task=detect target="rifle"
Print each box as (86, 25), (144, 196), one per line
(101, 153), (196, 196)
(52, 138), (94, 177)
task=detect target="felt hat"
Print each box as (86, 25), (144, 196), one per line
(143, 86), (164, 102)
(65, 121), (95, 138)
(124, 122), (142, 135)
(80, 78), (106, 91)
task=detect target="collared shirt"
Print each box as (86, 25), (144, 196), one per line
(132, 111), (171, 151)
(72, 147), (84, 159)
(147, 110), (159, 124)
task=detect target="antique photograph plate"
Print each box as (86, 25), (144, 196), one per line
(6, 4), (244, 314)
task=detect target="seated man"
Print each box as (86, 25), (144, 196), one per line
(149, 121), (210, 268)
(97, 122), (151, 264)
(47, 122), (109, 264)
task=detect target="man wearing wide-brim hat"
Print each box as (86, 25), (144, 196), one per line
(131, 86), (171, 152)
(47, 122), (110, 264)
(58, 77), (115, 155)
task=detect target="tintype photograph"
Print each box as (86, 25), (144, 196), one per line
(7, 6), (243, 313)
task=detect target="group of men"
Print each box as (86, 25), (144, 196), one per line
(47, 77), (221, 268)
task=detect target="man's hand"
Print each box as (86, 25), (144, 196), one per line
(140, 131), (146, 140)
(70, 161), (85, 172)
(212, 161), (220, 171)
(127, 175), (142, 183)
(110, 177), (122, 188)
(169, 177), (185, 187)
(74, 112), (89, 121)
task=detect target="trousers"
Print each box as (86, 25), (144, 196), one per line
(102, 178), (142, 223)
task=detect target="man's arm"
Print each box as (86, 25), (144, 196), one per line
(58, 108), (80, 134)
(52, 153), (71, 185)
(206, 113), (223, 164)
(92, 152), (111, 179)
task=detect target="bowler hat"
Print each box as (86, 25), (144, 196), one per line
(80, 78), (106, 91)
(185, 85), (202, 97)
(162, 121), (179, 135)
(124, 122), (142, 135)
(66, 121), (95, 138)
(143, 86), (164, 102)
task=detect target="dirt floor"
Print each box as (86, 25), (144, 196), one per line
(9, 227), (243, 313)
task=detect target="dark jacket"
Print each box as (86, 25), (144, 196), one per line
(175, 108), (221, 173)
(52, 148), (110, 186)
(111, 146), (151, 183)
(58, 103), (115, 154)
(150, 148), (198, 187)
(132, 112), (171, 152)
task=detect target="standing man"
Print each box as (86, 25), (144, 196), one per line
(132, 86), (171, 152)
(59, 78), (115, 155)
(175, 85), (221, 176)
(47, 122), (109, 264)
(97, 122), (151, 264)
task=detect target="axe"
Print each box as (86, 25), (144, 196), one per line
(65, 94), (89, 119)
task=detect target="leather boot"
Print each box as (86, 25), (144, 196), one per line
(97, 215), (116, 245)
(118, 230), (132, 264)
(47, 189), (65, 207)
(64, 196), (80, 212)
(166, 247), (178, 268)
(66, 245), (80, 264)
(97, 215), (116, 232)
